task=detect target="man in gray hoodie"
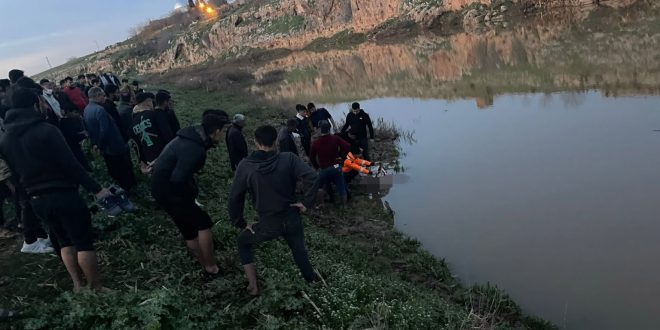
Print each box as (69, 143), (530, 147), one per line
(229, 125), (320, 295)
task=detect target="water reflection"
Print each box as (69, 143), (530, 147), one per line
(253, 3), (660, 105)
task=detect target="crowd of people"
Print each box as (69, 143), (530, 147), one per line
(0, 67), (377, 302)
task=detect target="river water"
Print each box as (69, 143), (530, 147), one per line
(322, 93), (660, 329)
(254, 3), (660, 329)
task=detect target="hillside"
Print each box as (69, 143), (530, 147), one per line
(39, 0), (642, 79)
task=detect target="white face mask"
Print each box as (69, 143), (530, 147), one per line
(44, 89), (53, 95)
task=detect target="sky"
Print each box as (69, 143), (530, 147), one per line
(0, 1), (182, 79)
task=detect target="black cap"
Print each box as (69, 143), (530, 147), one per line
(39, 79), (50, 85)
(135, 92), (155, 104)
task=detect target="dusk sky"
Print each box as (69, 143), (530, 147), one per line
(0, 1), (182, 79)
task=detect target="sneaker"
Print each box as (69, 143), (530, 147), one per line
(96, 195), (123, 217)
(109, 186), (135, 212)
(37, 237), (53, 248)
(21, 240), (54, 254)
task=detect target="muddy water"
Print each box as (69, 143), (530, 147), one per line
(321, 93), (660, 329)
(254, 3), (660, 328)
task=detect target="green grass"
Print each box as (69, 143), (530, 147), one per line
(263, 15), (306, 35)
(0, 87), (551, 329)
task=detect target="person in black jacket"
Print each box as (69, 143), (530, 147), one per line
(151, 109), (229, 276)
(154, 90), (180, 145)
(295, 104), (312, 157)
(0, 88), (111, 292)
(226, 114), (248, 171)
(58, 109), (92, 172)
(0, 79), (10, 120)
(103, 85), (129, 142)
(340, 102), (374, 160)
(277, 119), (299, 155)
(131, 92), (167, 170)
(229, 125), (320, 295)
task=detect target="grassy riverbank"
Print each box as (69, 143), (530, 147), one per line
(0, 86), (553, 329)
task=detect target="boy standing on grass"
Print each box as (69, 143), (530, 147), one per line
(229, 125), (320, 295)
(151, 110), (229, 276)
(0, 88), (112, 291)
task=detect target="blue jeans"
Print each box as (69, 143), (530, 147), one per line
(319, 166), (347, 197)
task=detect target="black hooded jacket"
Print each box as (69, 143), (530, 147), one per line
(229, 150), (319, 228)
(151, 125), (211, 202)
(225, 123), (248, 171)
(0, 107), (101, 196)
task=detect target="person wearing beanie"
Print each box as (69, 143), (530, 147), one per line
(131, 92), (168, 171)
(310, 120), (351, 205)
(84, 87), (136, 192)
(226, 113), (248, 171)
(154, 90), (180, 145)
(295, 104), (312, 156)
(62, 76), (87, 111)
(151, 109), (230, 276)
(340, 102), (374, 161)
(229, 125), (321, 295)
(0, 87), (113, 291)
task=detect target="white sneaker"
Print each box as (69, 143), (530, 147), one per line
(21, 240), (54, 254)
(38, 237), (53, 248)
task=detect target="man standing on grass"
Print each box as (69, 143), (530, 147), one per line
(226, 114), (248, 171)
(154, 90), (181, 144)
(151, 110), (229, 276)
(295, 104), (312, 157)
(229, 125), (320, 295)
(278, 119), (299, 155)
(62, 76), (88, 112)
(0, 88), (112, 291)
(341, 102), (374, 161)
(84, 87), (137, 192)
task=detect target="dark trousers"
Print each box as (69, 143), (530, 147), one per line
(20, 193), (48, 244)
(0, 181), (18, 229)
(237, 211), (317, 282)
(356, 137), (370, 161)
(103, 152), (137, 192)
(301, 137), (311, 156)
(319, 166), (347, 198)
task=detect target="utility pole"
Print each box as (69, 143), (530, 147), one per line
(94, 40), (100, 51)
(45, 56), (52, 69)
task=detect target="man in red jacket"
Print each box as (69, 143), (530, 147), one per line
(61, 77), (87, 112)
(310, 120), (350, 205)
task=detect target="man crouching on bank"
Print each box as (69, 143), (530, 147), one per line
(229, 125), (321, 295)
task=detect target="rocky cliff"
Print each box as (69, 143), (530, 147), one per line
(40, 0), (643, 79)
